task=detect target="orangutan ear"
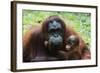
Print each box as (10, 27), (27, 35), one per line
(44, 40), (48, 47)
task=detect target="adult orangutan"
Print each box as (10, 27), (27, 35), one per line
(23, 15), (91, 62)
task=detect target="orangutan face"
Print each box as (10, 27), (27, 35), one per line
(47, 20), (63, 52)
(66, 35), (79, 51)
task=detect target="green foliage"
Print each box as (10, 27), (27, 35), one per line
(22, 10), (91, 46)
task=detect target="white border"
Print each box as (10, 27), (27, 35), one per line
(16, 3), (96, 70)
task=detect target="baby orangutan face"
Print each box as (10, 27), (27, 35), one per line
(65, 35), (79, 51)
(56, 35), (80, 60)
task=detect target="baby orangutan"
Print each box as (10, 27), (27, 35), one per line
(56, 35), (81, 60)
